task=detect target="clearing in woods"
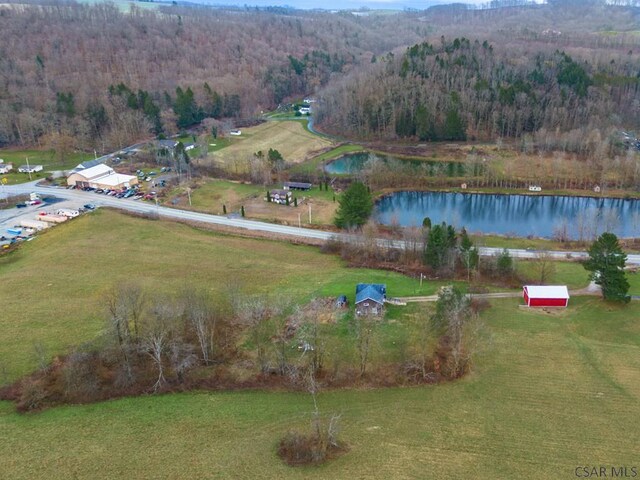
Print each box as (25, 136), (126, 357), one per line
(210, 121), (334, 169)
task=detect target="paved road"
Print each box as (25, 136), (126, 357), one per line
(4, 181), (640, 266)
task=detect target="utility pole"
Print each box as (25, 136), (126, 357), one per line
(308, 203), (311, 224)
(187, 187), (192, 206)
(298, 212), (301, 228)
(26, 156), (32, 181)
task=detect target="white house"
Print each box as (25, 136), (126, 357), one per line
(229, 129), (242, 136)
(0, 163), (13, 174)
(18, 165), (43, 173)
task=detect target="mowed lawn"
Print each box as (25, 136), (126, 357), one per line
(0, 209), (438, 381)
(211, 121), (333, 167)
(1, 296), (638, 479)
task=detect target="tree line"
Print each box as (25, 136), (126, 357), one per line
(315, 36), (640, 149)
(0, 2), (427, 150)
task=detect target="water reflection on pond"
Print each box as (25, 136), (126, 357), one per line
(374, 191), (640, 239)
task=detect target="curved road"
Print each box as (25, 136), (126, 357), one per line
(4, 181), (640, 265)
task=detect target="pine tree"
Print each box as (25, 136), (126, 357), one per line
(334, 182), (373, 229)
(584, 233), (630, 302)
(424, 222), (457, 270)
(223, 204), (227, 214)
(496, 249), (513, 276)
(241, 206), (245, 217)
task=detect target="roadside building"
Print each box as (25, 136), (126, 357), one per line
(522, 285), (570, 307)
(18, 165), (43, 173)
(0, 163), (13, 174)
(67, 164), (138, 190)
(268, 189), (292, 205)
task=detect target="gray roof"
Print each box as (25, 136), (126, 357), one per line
(156, 139), (179, 149)
(74, 157), (104, 172)
(355, 284), (386, 305)
(284, 181), (312, 189)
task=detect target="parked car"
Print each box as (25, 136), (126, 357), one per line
(95, 189), (104, 194)
(16, 203), (27, 208)
(84, 204), (96, 210)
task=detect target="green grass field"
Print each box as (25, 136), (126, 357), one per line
(0, 296), (638, 479)
(0, 148), (87, 184)
(0, 209), (439, 382)
(516, 260), (590, 289)
(1, 211), (639, 479)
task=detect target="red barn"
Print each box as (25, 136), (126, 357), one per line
(523, 285), (570, 308)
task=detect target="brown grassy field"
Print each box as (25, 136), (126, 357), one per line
(210, 121), (334, 170)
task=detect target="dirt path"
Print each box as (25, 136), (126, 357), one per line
(397, 283), (602, 303)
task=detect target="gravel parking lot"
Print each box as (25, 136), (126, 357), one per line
(0, 197), (89, 247)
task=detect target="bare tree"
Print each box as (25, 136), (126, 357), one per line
(140, 302), (176, 392)
(182, 289), (217, 365)
(531, 252), (557, 284)
(354, 313), (376, 379)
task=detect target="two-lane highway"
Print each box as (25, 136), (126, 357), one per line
(4, 181), (640, 265)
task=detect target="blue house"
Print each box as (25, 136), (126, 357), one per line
(355, 284), (386, 316)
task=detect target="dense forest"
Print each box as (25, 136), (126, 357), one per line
(315, 3), (640, 150)
(0, 2), (426, 149)
(1, 0), (640, 153)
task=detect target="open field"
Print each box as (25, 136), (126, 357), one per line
(210, 121), (334, 169)
(169, 179), (339, 225)
(0, 209), (441, 382)
(516, 259), (590, 290)
(1, 296), (638, 479)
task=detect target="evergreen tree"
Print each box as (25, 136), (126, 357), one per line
(422, 217), (432, 229)
(334, 182), (373, 229)
(496, 249), (513, 276)
(424, 222), (457, 270)
(241, 206), (245, 217)
(442, 107), (466, 141)
(584, 233), (630, 302)
(223, 204), (227, 214)
(174, 86), (203, 128)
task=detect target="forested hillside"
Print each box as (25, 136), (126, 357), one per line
(0, 3), (425, 149)
(315, 2), (640, 153)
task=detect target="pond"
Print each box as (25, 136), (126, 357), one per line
(374, 191), (640, 239)
(324, 153), (472, 176)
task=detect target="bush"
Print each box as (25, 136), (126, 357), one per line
(277, 425), (345, 466)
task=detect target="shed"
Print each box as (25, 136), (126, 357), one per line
(336, 295), (348, 308)
(355, 283), (386, 316)
(283, 182), (312, 191)
(523, 285), (570, 307)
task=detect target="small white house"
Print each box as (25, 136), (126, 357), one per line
(299, 107), (311, 114)
(0, 163), (13, 174)
(229, 129), (242, 136)
(18, 165), (43, 173)
(528, 185), (542, 192)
